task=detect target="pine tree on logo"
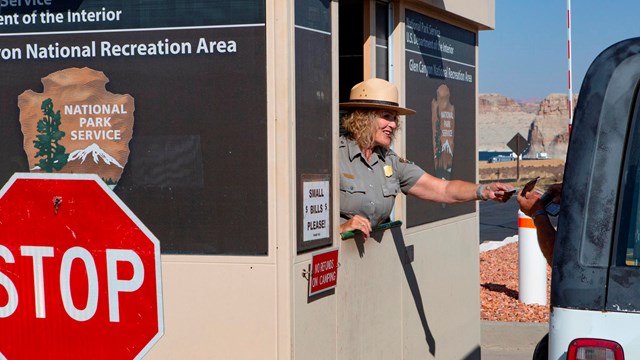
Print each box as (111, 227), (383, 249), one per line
(434, 112), (442, 159)
(33, 98), (69, 172)
(434, 111), (446, 179)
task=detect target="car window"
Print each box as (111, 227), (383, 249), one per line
(616, 97), (640, 267)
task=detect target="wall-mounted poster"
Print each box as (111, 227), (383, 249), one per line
(404, 10), (477, 226)
(0, 1), (268, 255)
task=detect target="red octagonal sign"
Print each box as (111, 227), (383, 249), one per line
(0, 173), (163, 359)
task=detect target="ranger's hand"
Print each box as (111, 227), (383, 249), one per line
(341, 215), (372, 238)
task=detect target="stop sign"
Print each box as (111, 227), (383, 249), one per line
(0, 173), (163, 359)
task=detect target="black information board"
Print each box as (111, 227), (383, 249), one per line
(0, 1), (268, 255)
(404, 10), (477, 226)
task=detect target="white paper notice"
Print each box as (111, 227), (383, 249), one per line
(303, 180), (330, 241)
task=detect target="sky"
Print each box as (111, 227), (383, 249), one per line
(479, 0), (640, 100)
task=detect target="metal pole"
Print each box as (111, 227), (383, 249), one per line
(567, 0), (573, 135)
(516, 136), (521, 181)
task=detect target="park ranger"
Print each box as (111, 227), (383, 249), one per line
(339, 78), (514, 237)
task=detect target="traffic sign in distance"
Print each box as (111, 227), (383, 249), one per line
(507, 133), (528, 156)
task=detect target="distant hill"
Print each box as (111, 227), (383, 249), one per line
(478, 93), (577, 160)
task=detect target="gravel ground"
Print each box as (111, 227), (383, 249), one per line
(480, 242), (551, 323)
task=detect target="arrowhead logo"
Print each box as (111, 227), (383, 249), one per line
(18, 67), (135, 188)
(431, 84), (455, 180)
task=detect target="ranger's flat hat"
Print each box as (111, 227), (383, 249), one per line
(340, 78), (416, 115)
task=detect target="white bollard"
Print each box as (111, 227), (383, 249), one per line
(518, 210), (548, 305)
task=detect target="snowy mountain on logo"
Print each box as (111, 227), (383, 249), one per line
(68, 143), (124, 168)
(441, 139), (453, 156)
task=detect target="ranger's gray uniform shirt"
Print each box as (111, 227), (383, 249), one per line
(339, 135), (425, 226)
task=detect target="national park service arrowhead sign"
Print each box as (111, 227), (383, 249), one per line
(18, 67), (135, 188)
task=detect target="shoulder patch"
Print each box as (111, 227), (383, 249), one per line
(399, 157), (414, 164)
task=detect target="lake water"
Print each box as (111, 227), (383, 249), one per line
(478, 151), (513, 161)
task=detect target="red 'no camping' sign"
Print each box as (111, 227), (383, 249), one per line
(309, 247), (339, 296)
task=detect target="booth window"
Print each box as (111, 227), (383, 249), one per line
(375, 1), (391, 79)
(295, 0), (333, 253)
(615, 88), (640, 266)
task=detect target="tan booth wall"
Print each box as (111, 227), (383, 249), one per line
(358, 1), (493, 359)
(331, 218), (482, 359)
(146, 0), (292, 358)
(293, 1), (495, 359)
(294, 1), (496, 359)
(146, 0), (494, 359)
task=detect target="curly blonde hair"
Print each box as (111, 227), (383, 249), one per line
(341, 109), (400, 149)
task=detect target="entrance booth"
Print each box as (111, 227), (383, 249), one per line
(0, 0), (494, 359)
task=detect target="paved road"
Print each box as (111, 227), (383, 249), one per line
(479, 197), (519, 243)
(480, 197), (559, 243)
(481, 321), (548, 360)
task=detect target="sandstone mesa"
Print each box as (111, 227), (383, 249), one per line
(478, 93), (578, 160)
